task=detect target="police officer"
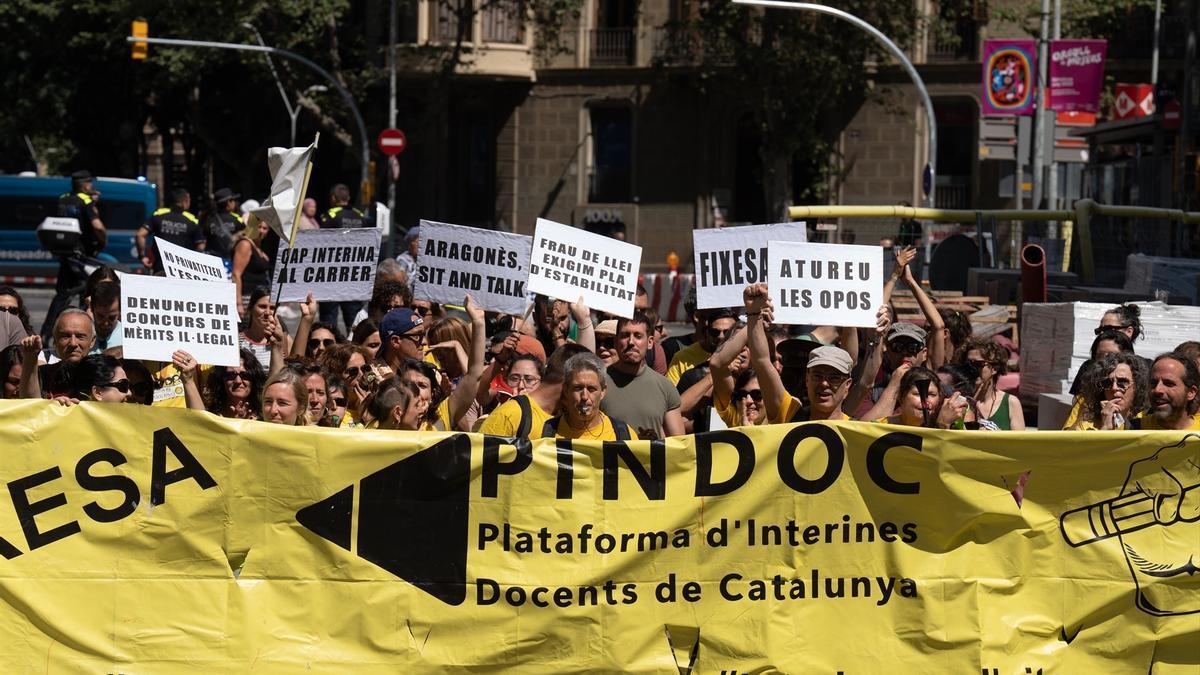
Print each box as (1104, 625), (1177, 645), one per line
(316, 183), (368, 331)
(205, 187), (243, 259)
(318, 184), (366, 229)
(40, 170), (108, 340)
(136, 188), (205, 274)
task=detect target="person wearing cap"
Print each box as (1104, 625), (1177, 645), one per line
(205, 187), (243, 258)
(137, 187), (205, 273)
(378, 307), (427, 371)
(599, 312), (684, 440)
(593, 319), (618, 364)
(666, 307), (737, 386)
(396, 226), (421, 280)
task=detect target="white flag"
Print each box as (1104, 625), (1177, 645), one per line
(248, 140), (315, 245)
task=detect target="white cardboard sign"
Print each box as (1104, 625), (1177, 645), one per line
(118, 272), (240, 366)
(414, 219), (532, 315)
(692, 222), (807, 309)
(156, 238), (228, 283)
(527, 218), (642, 318)
(768, 241), (883, 327)
(274, 227), (381, 302)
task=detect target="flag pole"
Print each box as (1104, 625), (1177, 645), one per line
(274, 133), (319, 309)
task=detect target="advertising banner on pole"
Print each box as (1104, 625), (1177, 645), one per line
(982, 39), (1038, 116)
(1049, 39), (1107, 112)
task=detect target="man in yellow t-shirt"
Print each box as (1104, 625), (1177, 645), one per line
(542, 352), (637, 441)
(666, 308), (737, 386)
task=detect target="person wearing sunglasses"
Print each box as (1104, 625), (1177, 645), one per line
(879, 366), (967, 428)
(379, 307), (427, 367)
(666, 307), (737, 386)
(180, 348), (266, 420)
(323, 374), (352, 427)
(397, 295), (487, 432)
(954, 338), (1024, 430)
(1067, 352), (1148, 430)
(319, 343), (374, 427)
(0, 285), (33, 336)
(54, 354), (130, 404)
(1096, 303), (1143, 344)
(1062, 328), (1137, 428)
(303, 321), (342, 360)
(120, 358), (156, 406)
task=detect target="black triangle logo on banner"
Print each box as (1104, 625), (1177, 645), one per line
(296, 433), (472, 606)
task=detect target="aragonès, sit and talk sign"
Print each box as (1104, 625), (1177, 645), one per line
(527, 218), (642, 317)
(768, 241), (883, 327)
(118, 272), (240, 366)
(692, 222), (807, 309)
(414, 219), (533, 315)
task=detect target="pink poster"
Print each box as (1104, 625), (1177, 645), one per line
(1048, 39), (1107, 112)
(981, 39), (1037, 116)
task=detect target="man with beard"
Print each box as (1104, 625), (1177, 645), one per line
(666, 307), (737, 386)
(600, 312), (683, 440)
(1139, 353), (1200, 430)
(543, 352), (637, 441)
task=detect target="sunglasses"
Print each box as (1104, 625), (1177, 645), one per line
(344, 366), (362, 379)
(331, 396), (347, 407)
(400, 332), (426, 345)
(890, 340), (924, 356)
(411, 305), (434, 317)
(1095, 325), (1127, 335)
(97, 379), (130, 393)
(308, 338), (336, 350)
(706, 327), (732, 341)
(0, 306), (19, 315)
(967, 359), (989, 369)
(654, 324), (666, 334)
(733, 389), (764, 402)
(222, 370), (251, 382)
(1101, 377), (1132, 390)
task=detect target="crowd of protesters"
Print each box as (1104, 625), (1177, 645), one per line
(1, 243), (1198, 437)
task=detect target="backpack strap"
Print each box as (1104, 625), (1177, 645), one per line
(612, 418), (631, 441)
(541, 415), (561, 439)
(514, 395), (533, 438)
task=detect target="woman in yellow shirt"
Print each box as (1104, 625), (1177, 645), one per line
(1065, 352), (1148, 430)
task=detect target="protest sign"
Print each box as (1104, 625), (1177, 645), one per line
(1, 401), (1197, 672)
(414, 219), (532, 315)
(1049, 39), (1107, 113)
(693, 222), (807, 309)
(118, 272), (239, 366)
(374, 201), (390, 240)
(528, 218), (641, 317)
(274, 227), (381, 303)
(156, 237), (228, 282)
(769, 241), (883, 327)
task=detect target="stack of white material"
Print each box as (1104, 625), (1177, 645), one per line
(1019, 301), (1200, 399)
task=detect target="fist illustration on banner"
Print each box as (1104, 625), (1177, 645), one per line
(1059, 434), (1200, 616)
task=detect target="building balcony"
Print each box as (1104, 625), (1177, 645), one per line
(590, 27), (637, 67)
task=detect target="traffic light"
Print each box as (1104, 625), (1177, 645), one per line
(131, 19), (148, 60)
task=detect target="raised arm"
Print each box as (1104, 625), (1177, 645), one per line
(743, 283), (789, 424)
(844, 306), (890, 415)
(266, 312), (288, 377)
(446, 295), (487, 427)
(903, 262), (945, 368)
(18, 334), (43, 399)
(290, 293), (317, 357)
(172, 350), (206, 411)
(709, 323), (748, 413)
(883, 246), (917, 306)
(859, 362), (911, 422)
(569, 298), (594, 353)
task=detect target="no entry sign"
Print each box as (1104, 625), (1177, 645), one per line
(377, 128), (407, 156)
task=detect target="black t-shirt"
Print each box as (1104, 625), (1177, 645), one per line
(661, 333), (696, 365)
(318, 206), (366, 229)
(146, 207), (204, 271)
(205, 211), (242, 258)
(57, 192), (101, 255)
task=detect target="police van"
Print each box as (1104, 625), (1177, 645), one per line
(0, 173), (156, 284)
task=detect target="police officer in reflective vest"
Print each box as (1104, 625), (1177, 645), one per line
(318, 183), (367, 229)
(40, 170), (108, 340)
(205, 187), (243, 259)
(316, 183), (368, 330)
(136, 188), (206, 274)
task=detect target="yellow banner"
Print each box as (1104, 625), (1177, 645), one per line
(0, 400), (1197, 673)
